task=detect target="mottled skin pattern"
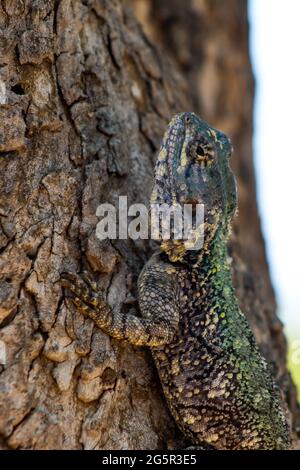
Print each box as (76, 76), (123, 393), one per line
(61, 113), (290, 450)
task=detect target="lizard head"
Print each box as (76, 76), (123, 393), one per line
(150, 112), (237, 263)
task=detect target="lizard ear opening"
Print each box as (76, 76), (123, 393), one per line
(195, 143), (206, 157)
(188, 137), (214, 166)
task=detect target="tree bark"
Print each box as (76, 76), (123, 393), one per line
(0, 0), (298, 449)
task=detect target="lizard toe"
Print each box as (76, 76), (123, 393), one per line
(60, 271), (105, 309)
(81, 270), (98, 292)
(72, 296), (97, 319)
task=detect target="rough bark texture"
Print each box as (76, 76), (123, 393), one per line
(0, 0), (298, 450)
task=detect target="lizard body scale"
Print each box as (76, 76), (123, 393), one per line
(61, 112), (290, 450)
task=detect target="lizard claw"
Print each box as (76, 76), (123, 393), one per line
(81, 270), (98, 292)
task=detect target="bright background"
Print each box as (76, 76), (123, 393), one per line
(249, 0), (300, 395)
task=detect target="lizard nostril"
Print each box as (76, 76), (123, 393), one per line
(185, 114), (191, 124)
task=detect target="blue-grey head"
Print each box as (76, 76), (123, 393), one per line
(150, 112), (237, 262)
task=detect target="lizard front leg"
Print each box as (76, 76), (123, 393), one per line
(60, 261), (180, 347)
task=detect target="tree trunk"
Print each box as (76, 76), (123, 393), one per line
(0, 0), (298, 449)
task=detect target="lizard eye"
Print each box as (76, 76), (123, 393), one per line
(190, 138), (214, 166)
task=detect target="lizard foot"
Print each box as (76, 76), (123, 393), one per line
(60, 271), (106, 313)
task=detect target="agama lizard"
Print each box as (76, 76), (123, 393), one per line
(61, 112), (290, 450)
